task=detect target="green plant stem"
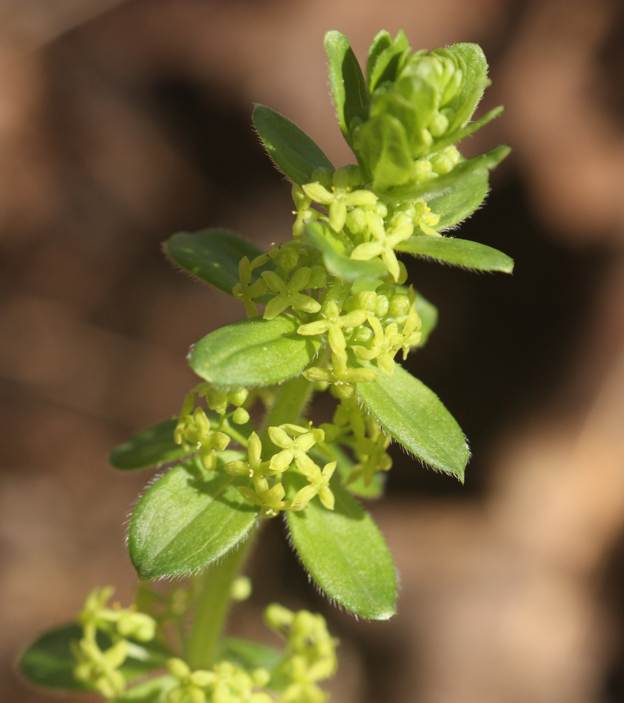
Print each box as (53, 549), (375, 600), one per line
(184, 535), (255, 669)
(184, 378), (312, 670)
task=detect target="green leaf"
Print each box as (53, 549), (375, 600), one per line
(286, 482), (397, 620)
(164, 229), (262, 294)
(353, 113), (413, 191)
(367, 30), (409, 92)
(357, 364), (469, 481)
(443, 43), (489, 133)
(128, 465), (257, 579)
(324, 30), (369, 140)
(18, 624), (169, 692)
(429, 168), (489, 230)
(218, 638), (282, 672)
(110, 419), (184, 471)
(18, 624), (87, 691)
(253, 104), (333, 185)
(189, 317), (320, 388)
(397, 235), (514, 273)
(305, 221), (386, 281)
(366, 30), (392, 86)
(390, 145), (510, 202)
(414, 289), (438, 346)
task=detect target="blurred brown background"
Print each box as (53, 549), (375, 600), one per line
(1, 0), (624, 701)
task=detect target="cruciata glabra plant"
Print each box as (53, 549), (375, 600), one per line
(18, 29), (513, 703)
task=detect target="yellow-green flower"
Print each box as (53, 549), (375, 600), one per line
(232, 255), (269, 317)
(267, 424), (322, 474)
(290, 461), (337, 511)
(224, 432), (264, 478)
(352, 317), (402, 373)
(261, 268), (321, 320)
(350, 210), (413, 281)
(301, 181), (377, 234)
(297, 300), (367, 362)
(239, 476), (287, 518)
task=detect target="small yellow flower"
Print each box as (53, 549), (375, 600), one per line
(232, 255), (269, 317)
(261, 268), (321, 320)
(268, 425), (322, 474)
(290, 461), (337, 511)
(297, 299), (367, 362)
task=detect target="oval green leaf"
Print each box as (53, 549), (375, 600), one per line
(286, 482), (397, 620)
(18, 624), (169, 692)
(357, 364), (469, 482)
(397, 235), (514, 273)
(443, 43), (489, 133)
(253, 104), (333, 185)
(110, 419), (184, 471)
(129, 465), (257, 579)
(164, 229), (262, 294)
(324, 30), (369, 141)
(189, 317), (320, 388)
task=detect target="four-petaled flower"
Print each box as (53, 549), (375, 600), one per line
(352, 317), (403, 373)
(297, 299), (367, 362)
(268, 424), (322, 474)
(261, 268), (321, 320)
(302, 182), (377, 233)
(290, 461), (337, 511)
(350, 210), (414, 281)
(240, 477), (287, 518)
(232, 255), (269, 317)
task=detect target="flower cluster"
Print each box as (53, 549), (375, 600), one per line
(354, 32), (491, 191)
(166, 658), (272, 703)
(174, 384), (338, 517)
(71, 590), (337, 703)
(265, 604), (337, 703)
(232, 165), (429, 400)
(72, 587), (157, 699)
(323, 395), (392, 487)
(174, 384), (251, 473)
(299, 166), (440, 280)
(173, 379), (395, 514)
(164, 603), (336, 703)
(225, 424), (336, 517)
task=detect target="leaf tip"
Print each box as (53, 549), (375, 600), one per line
(371, 606), (396, 622)
(324, 29), (345, 49)
(493, 144), (511, 165)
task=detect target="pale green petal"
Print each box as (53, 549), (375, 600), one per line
(263, 296), (290, 320)
(351, 242), (383, 261)
(298, 320), (330, 336)
(268, 426), (292, 448)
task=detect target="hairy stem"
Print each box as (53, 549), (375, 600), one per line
(184, 535), (255, 669)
